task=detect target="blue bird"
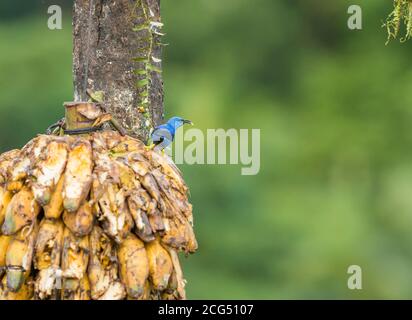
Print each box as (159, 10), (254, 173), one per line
(150, 116), (193, 151)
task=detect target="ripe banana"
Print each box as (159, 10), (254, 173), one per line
(167, 248), (186, 300)
(31, 140), (68, 205)
(146, 238), (173, 291)
(2, 187), (40, 236)
(35, 218), (64, 270)
(0, 186), (13, 227)
(127, 193), (154, 242)
(61, 228), (89, 298)
(88, 225), (125, 300)
(63, 140), (93, 212)
(33, 218), (64, 299)
(0, 276), (34, 300)
(0, 149), (20, 185)
(63, 201), (94, 237)
(7, 136), (50, 193)
(98, 184), (134, 243)
(97, 280), (126, 300)
(161, 215), (197, 253)
(118, 234), (149, 299)
(6, 222), (38, 292)
(61, 227), (89, 279)
(44, 175), (65, 219)
(0, 234), (12, 278)
(61, 275), (91, 300)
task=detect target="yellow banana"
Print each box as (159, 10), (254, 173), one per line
(7, 136), (50, 193)
(44, 175), (65, 219)
(0, 149), (20, 185)
(88, 225), (119, 299)
(127, 280), (152, 300)
(61, 275), (91, 300)
(89, 227), (126, 300)
(148, 150), (186, 190)
(0, 186), (13, 227)
(33, 218), (64, 300)
(61, 227), (89, 280)
(97, 281), (126, 300)
(161, 215), (197, 253)
(166, 269), (178, 294)
(118, 234), (149, 299)
(63, 201), (94, 237)
(63, 140), (93, 212)
(0, 234), (12, 278)
(6, 222), (38, 292)
(98, 184), (134, 243)
(1, 187), (40, 236)
(110, 138), (145, 154)
(35, 218), (64, 270)
(0, 275), (34, 300)
(127, 194), (154, 242)
(167, 248), (186, 300)
(60, 227), (90, 299)
(31, 140), (68, 205)
(146, 238), (173, 291)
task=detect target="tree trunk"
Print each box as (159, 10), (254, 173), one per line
(72, 0), (164, 141)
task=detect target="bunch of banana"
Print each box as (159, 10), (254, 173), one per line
(0, 128), (197, 300)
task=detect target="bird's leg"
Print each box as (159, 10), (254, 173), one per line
(144, 143), (156, 151)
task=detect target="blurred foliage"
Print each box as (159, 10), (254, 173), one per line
(2, 0), (412, 298)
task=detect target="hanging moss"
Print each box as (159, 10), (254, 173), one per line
(384, 0), (412, 43)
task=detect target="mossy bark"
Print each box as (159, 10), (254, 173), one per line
(72, 0), (164, 141)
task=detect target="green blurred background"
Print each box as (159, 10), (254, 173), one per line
(2, 0), (412, 299)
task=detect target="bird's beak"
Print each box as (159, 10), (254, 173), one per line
(183, 119), (194, 125)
